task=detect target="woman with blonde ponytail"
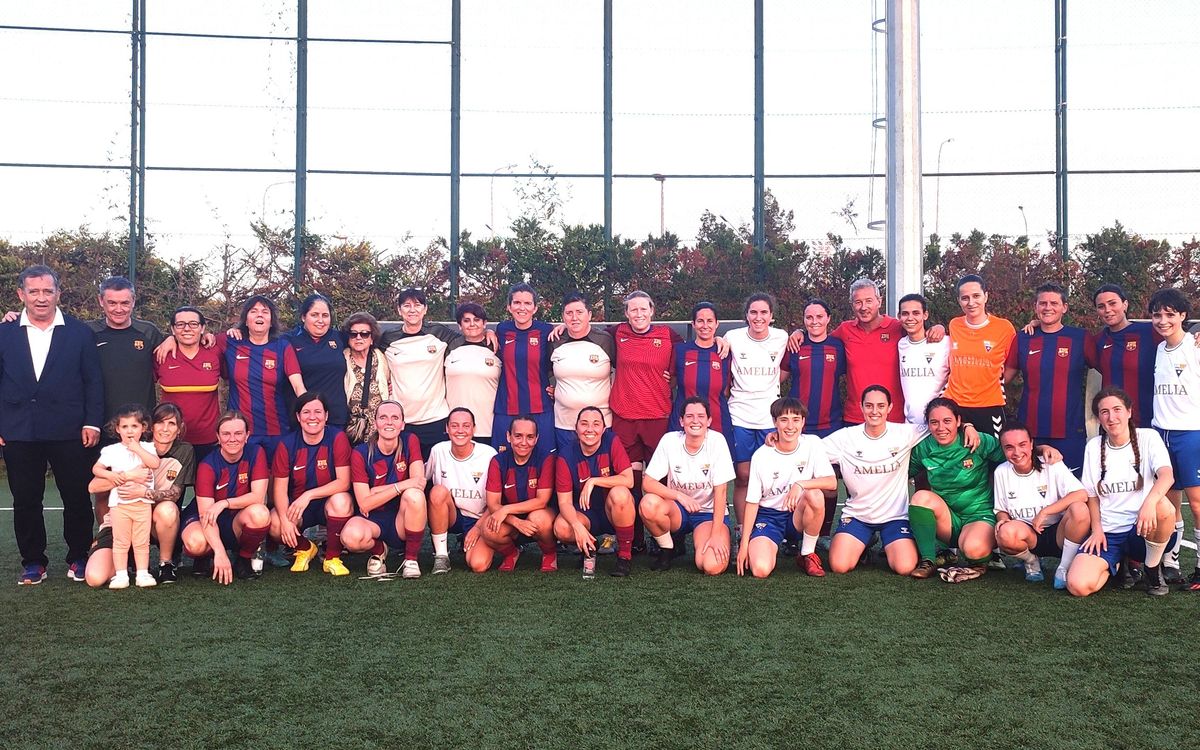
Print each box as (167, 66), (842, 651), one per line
(1066, 387), (1177, 597)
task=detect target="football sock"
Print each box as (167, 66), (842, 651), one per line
(324, 516), (350, 560)
(1165, 520), (1184, 568)
(238, 524), (269, 559)
(1058, 539), (1081, 576)
(537, 538), (557, 556)
(370, 540), (386, 557)
(1144, 539), (1167, 568)
(800, 532), (819, 556)
(432, 532), (449, 557)
(615, 524), (635, 560)
(405, 530), (423, 561)
(653, 532), (674, 550)
(909, 506), (938, 562)
(1012, 548), (1037, 564)
(294, 537), (313, 553)
(820, 493), (837, 537)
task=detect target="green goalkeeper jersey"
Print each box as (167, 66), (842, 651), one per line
(909, 432), (1005, 516)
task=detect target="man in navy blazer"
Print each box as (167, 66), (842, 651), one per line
(0, 265), (105, 585)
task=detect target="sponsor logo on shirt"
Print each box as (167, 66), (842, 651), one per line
(684, 360), (697, 367)
(97, 341), (109, 347)
(1028, 349), (1041, 356)
(134, 340), (144, 350)
(504, 483), (516, 489)
(293, 464), (306, 471)
(375, 473), (387, 480)
(1103, 343), (1113, 349)
(889, 447), (900, 457)
(236, 354), (249, 360)
(797, 355), (810, 361)
(1006, 490), (1017, 500)
(168, 365), (180, 370)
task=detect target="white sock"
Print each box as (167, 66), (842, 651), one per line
(1012, 548), (1037, 563)
(432, 533), (448, 557)
(1058, 539), (1081, 577)
(1165, 521), (1184, 568)
(801, 532), (819, 556)
(653, 532), (673, 550)
(1144, 539), (1168, 568)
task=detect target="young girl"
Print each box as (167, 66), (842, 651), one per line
(1067, 387), (1177, 597)
(91, 404), (162, 589)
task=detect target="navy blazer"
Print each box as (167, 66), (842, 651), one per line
(0, 312), (105, 441)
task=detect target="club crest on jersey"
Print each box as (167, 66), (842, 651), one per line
(962, 457), (975, 469)
(316, 459), (328, 470)
(238, 472), (248, 484)
(925, 352), (934, 363)
(880, 333), (890, 343)
(202, 361), (213, 370)
(589, 354), (600, 364)
(889, 447), (900, 457)
(166, 469), (178, 481)
(397, 460), (407, 473)
(796, 462), (807, 473)
(983, 340), (994, 352)
(485, 358), (496, 367)
(1176, 363), (1187, 376)
(702, 464), (710, 475)
(1038, 484), (1048, 498)
(1126, 340), (1137, 351)
(1057, 347), (1069, 358)
(529, 337), (540, 346)
(263, 358), (276, 369)
(653, 338), (662, 347)
(825, 353), (836, 362)
(528, 477), (537, 489)
(599, 467), (610, 476)
(329, 340), (338, 349)
(426, 345), (437, 354)
(472, 471), (482, 483)
(712, 360), (722, 370)
(134, 340), (144, 350)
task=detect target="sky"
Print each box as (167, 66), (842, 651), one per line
(1, 0), (1198, 263)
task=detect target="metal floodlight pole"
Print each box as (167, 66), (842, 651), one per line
(1055, 0), (1068, 257)
(884, 0), (923, 315)
(449, 0), (461, 312)
(136, 0), (146, 284)
(753, 0), (765, 266)
(294, 0), (308, 292)
(603, 0), (613, 246)
(128, 0), (138, 282)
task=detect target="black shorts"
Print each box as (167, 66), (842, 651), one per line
(93, 526), (114, 551)
(958, 406), (1006, 438)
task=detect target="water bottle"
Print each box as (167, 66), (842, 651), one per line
(582, 554), (597, 579)
(251, 544), (264, 575)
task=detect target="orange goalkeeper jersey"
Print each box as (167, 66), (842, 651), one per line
(942, 315), (1016, 408)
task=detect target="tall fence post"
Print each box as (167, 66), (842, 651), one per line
(294, 0), (308, 292)
(603, 0), (613, 247)
(128, 0), (139, 284)
(449, 0), (461, 314)
(753, 0), (765, 270)
(1055, 0), (1068, 256)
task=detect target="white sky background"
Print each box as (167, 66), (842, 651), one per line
(0, 0), (1198, 263)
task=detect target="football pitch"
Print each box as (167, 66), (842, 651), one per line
(1, 486), (1196, 750)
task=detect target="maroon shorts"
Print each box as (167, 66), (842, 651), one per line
(611, 414), (669, 464)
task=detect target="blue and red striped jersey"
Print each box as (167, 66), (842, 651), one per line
(782, 338), (846, 432)
(671, 341), (731, 434)
(219, 333), (301, 437)
(494, 320), (554, 416)
(1007, 326), (1088, 439)
(271, 428), (352, 501)
(1085, 322), (1161, 428)
(350, 432), (423, 488)
(554, 431), (632, 496)
(486, 447), (557, 505)
(194, 446), (269, 503)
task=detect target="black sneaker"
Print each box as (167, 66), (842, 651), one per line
(611, 556), (632, 577)
(1163, 566), (1185, 586)
(1114, 561), (1138, 589)
(670, 532), (688, 558)
(191, 556), (212, 578)
(156, 561), (178, 584)
(232, 556), (255, 580)
(650, 548), (673, 572)
(1144, 564), (1169, 596)
(780, 540), (800, 557)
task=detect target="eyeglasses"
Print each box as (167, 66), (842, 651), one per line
(348, 330), (373, 339)
(172, 321), (202, 330)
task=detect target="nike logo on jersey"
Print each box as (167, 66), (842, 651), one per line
(96, 342), (109, 347)
(684, 361), (697, 367)
(375, 473), (387, 479)
(236, 354), (250, 360)
(215, 482), (229, 490)
(168, 365), (180, 369)
(1103, 343), (1113, 349)
(797, 355), (810, 361)
(504, 483), (516, 489)
(1028, 349), (1041, 355)
(293, 464), (306, 471)
(620, 337), (629, 343)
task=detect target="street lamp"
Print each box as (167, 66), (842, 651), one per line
(1018, 205), (1029, 239)
(934, 137), (953, 238)
(653, 173), (666, 237)
(261, 180), (294, 220)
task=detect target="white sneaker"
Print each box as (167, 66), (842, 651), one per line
(135, 570), (158, 587)
(401, 559), (422, 579)
(432, 554), (451, 575)
(108, 571), (130, 590)
(1022, 557), (1044, 583)
(367, 543), (388, 577)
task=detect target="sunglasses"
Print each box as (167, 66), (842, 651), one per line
(348, 330), (373, 339)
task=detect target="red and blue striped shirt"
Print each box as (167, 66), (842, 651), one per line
(1085, 322), (1161, 428)
(271, 428), (352, 502)
(671, 341), (731, 435)
(487, 447), (557, 505)
(494, 320), (554, 416)
(1007, 326), (1088, 439)
(782, 337), (846, 433)
(219, 333), (301, 437)
(194, 446), (270, 503)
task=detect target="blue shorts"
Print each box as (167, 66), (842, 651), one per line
(1036, 435), (1086, 479)
(580, 488), (615, 536)
(748, 507), (800, 546)
(674, 500), (714, 536)
(363, 504), (405, 549)
(836, 516), (914, 548)
(181, 502), (238, 550)
(448, 513), (479, 536)
(1029, 520), (1063, 557)
(1084, 527), (1180, 575)
(554, 427), (577, 455)
(492, 411), (556, 452)
(298, 498), (329, 531)
(246, 434), (283, 462)
(732, 426), (774, 464)
(1157, 428), (1200, 490)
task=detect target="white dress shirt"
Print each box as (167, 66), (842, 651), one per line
(20, 308), (65, 381)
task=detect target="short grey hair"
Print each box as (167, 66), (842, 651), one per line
(849, 278), (880, 300)
(18, 265), (59, 291)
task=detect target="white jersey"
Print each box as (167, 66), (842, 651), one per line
(98, 441), (158, 505)
(1151, 336), (1200, 431)
(897, 335), (951, 424)
(823, 422), (927, 524)
(992, 460), (1085, 525)
(445, 342), (501, 438)
(726, 326), (788, 429)
(426, 440), (497, 519)
(382, 327), (453, 425)
(645, 430), (736, 513)
(549, 329), (615, 430)
(1080, 429), (1171, 534)
(746, 435), (835, 512)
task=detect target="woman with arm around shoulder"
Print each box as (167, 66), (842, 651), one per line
(1067, 387), (1177, 597)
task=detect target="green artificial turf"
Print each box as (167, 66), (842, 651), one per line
(0, 486), (1196, 750)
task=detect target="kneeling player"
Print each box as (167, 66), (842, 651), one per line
(426, 407), (498, 574)
(640, 397), (735, 574)
(342, 401), (427, 578)
(553, 407), (638, 577)
(993, 422), (1089, 588)
(736, 398), (834, 578)
(269, 393), (355, 576)
(180, 411), (271, 584)
(476, 414), (559, 572)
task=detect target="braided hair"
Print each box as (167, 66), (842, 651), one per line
(1092, 386), (1143, 497)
